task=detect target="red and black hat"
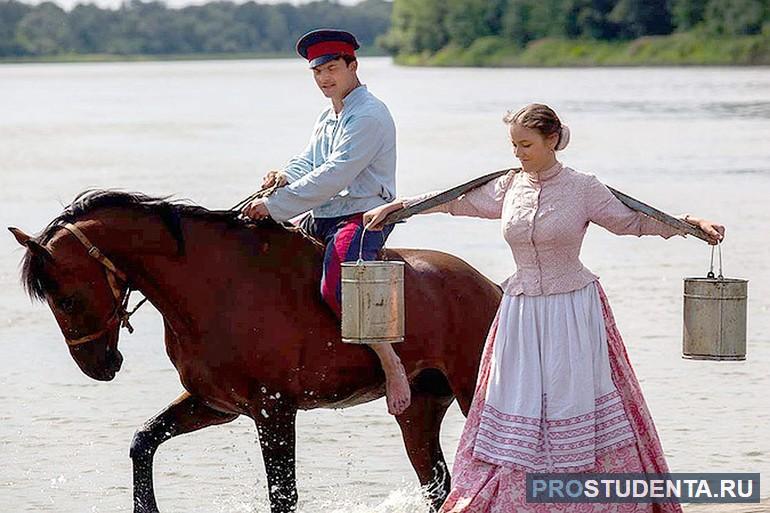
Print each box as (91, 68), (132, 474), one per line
(296, 29), (360, 68)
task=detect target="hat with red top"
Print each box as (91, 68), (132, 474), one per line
(296, 29), (360, 68)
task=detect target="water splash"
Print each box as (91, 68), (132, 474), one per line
(211, 482), (434, 513)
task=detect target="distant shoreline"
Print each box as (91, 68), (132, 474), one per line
(0, 53), (291, 64)
(4, 33), (769, 67)
(0, 50), (388, 65)
(393, 33), (770, 68)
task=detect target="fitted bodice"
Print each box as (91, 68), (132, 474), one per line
(404, 162), (683, 296)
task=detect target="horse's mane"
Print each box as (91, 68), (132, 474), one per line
(21, 189), (319, 301)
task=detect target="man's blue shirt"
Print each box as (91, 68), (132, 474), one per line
(264, 85), (397, 222)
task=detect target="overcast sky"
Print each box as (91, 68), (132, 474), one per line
(34, 0), (362, 11)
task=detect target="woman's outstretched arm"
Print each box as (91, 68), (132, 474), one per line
(584, 174), (725, 244)
(364, 171), (516, 230)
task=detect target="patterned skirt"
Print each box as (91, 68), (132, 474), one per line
(439, 282), (683, 513)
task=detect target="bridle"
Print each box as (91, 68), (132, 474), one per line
(60, 222), (147, 347)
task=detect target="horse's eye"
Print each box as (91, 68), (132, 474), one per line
(59, 296), (77, 314)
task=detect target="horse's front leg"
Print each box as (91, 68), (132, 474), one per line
(254, 405), (299, 513)
(130, 391), (238, 513)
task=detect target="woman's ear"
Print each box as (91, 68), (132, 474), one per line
(547, 132), (559, 151)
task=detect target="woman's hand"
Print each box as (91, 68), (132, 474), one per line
(685, 215), (725, 245)
(363, 201), (405, 231)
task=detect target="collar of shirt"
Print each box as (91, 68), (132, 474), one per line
(524, 161), (563, 183)
(327, 84), (367, 122)
(338, 84), (368, 113)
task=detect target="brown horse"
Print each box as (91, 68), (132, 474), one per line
(9, 190), (502, 513)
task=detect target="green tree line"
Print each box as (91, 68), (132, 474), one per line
(0, 0), (391, 57)
(381, 0), (769, 55)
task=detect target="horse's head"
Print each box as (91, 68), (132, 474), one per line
(9, 189), (309, 382)
(9, 225), (125, 381)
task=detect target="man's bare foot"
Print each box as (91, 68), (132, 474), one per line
(385, 361), (411, 415)
(367, 342), (412, 415)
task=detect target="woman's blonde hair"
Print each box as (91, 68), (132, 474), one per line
(503, 103), (570, 151)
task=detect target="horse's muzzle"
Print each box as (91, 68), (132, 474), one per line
(107, 349), (124, 375)
(79, 345), (123, 381)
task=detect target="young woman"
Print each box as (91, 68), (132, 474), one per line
(363, 104), (725, 512)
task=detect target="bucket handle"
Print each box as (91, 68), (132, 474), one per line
(357, 224), (386, 265)
(707, 242), (724, 280)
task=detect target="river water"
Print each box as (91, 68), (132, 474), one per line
(1, 58), (768, 511)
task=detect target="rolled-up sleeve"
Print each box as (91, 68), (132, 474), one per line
(584, 175), (684, 239)
(265, 115), (384, 222)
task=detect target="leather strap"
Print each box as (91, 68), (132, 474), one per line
(59, 223), (138, 346)
(64, 223), (127, 282)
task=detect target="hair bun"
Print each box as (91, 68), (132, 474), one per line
(556, 125), (571, 151)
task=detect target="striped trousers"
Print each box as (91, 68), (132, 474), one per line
(299, 212), (395, 317)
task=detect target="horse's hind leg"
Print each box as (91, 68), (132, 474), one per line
(451, 376), (476, 417)
(130, 391), (238, 513)
(396, 369), (455, 512)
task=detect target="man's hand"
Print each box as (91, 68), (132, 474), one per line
(242, 198), (271, 221)
(262, 170), (288, 189)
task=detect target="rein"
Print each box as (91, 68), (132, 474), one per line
(230, 184), (280, 213)
(61, 223), (147, 346)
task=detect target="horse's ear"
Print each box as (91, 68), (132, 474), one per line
(27, 240), (54, 262)
(8, 228), (54, 262)
(8, 227), (31, 246)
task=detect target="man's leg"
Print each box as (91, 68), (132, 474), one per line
(320, 214), (411, 416)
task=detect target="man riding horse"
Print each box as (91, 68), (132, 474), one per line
(241, 29), (411, 416)
(9, 28), (503, 513)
